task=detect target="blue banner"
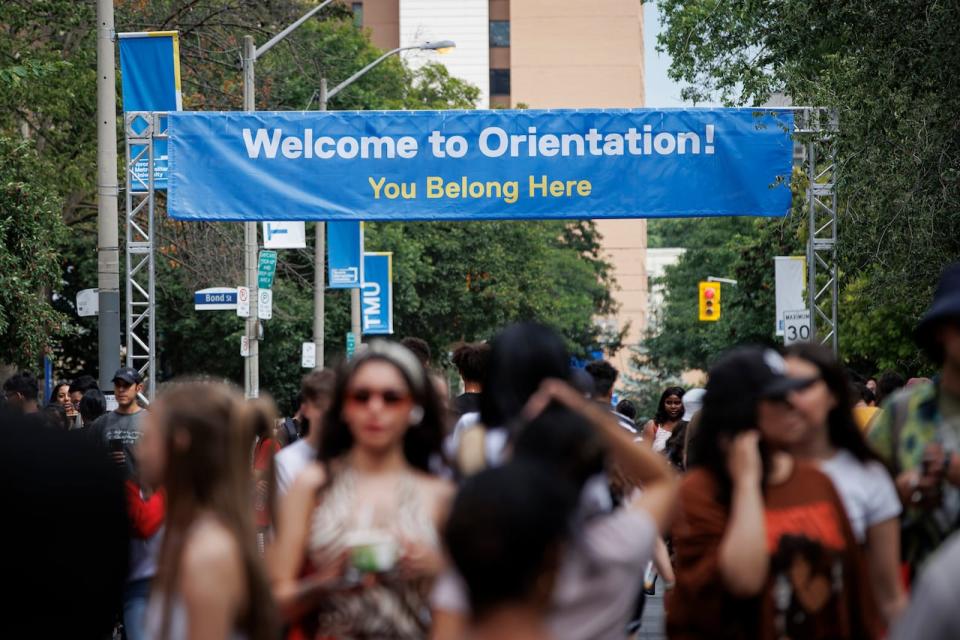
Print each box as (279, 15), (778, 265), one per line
(167, 108), (794, 221)
(119, 32), (182, 190)
(362, 253), (393, 335)
(328, 221), (364, 288)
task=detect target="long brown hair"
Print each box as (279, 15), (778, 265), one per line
(152, 380), (278, 640)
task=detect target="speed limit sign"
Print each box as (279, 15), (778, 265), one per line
(783, 309), (812, 345)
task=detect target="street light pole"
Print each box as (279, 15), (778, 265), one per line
(313, 78), (328, 368)
(95, 0), (121, 391)
(240, 17), (453, 387)
(319, 40), (456, 352)
(239, 0), (338, 396)
(241, 36), (259, 398)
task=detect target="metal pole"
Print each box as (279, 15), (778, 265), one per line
(242, 35), (259, 398)
(257, 0), (339, 59)
(314, 78), (328, 368)
(351, 289), (362, 345)
(806, 111), (817, 342)
(96, 0), (121, 390)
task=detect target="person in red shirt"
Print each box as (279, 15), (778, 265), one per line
(250, 396), (282, 553)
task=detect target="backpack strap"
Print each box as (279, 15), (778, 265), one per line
(888, 393), (910, 476)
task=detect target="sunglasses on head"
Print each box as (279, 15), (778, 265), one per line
(346, 388), (411, 406)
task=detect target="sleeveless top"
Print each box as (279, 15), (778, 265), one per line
(652, 424), (673, 454)
(307, 467), (438, 639)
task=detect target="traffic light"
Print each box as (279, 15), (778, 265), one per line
(699, 281), (721, 322)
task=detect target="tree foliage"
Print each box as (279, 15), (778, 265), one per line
(0, 137), (67, 366)
(653, 0), (960, 374)
(641, 215), (803, 374)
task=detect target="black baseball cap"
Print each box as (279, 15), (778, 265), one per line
(111, 367), (143, 385)
(705, 346), (814, 417)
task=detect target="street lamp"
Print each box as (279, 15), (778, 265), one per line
(325, 40), (457, 103)
(315, 39), (456, 360)
(239, 1), (453, 397)
(240, 0), (339, 398)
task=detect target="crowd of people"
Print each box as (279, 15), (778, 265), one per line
(3, 261), (960, 640)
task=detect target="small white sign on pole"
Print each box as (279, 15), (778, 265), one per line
(257, 289), (273, 320)
(775, 256), (806, 336)
(236, 286), (250, 317)
(76, 288), (99, 317)
(783, 309), (812, 345)
(301, 342), (316, 369)
(240, 335), (250, 357)
(262, 221), (306, 249)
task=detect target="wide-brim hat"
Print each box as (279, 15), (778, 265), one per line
(915, 263), (960, 354)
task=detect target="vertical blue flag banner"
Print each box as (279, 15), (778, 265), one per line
(362, 252), (393, 335)
(328, 221), (364, 288)
(118, 31), (182, 190)
(167, 108), (795, 221)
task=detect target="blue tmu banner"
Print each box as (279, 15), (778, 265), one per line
(167, 108), (795, 221)
(361, 253), (393, 335)
(328, 221), (364, 289)
(119, 32), (182, 190)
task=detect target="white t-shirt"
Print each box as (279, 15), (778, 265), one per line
(819, 449), (902, 542)
(274, 439), (317, 498)
(443, 412), (509, 469)
(432, 506), (656, 640)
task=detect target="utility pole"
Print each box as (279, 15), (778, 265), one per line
(316, 80), (361, 355)
(96, 0), (121, 390)
(315, 40), (456, 352)
(239, 0), (339, 394)
(314, 78), (328, 367)
(241, 35), (259, 398)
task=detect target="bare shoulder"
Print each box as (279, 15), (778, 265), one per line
(180, 519), (243, 588)
(417, 472), (454, 499)
(289, 461), (327, 497)
(414, 472), (455, 503)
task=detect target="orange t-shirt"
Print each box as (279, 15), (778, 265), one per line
(667, 463), (880, 640)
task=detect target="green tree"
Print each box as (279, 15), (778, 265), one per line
(0, 137), (67, 366)
(654, 0), (960, 374)
(643, 216), (803, 372)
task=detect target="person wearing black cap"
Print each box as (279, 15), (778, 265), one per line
(88, 367), (156, 640)
(88, 367), (145, 478)
(869, 262), (960, 576)
(667, 346), (880, 640)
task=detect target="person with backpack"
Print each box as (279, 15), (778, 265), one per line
(869, 262), (960, 577)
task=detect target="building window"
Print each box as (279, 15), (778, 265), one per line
(490, 21), (510, 47)
(490, 69), (511, 96)
(352, 2), (363, 28)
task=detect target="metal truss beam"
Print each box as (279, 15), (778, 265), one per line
(795, 107), (840, 355)
(124, 112), (166, 402)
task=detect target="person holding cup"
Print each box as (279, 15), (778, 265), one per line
(271, 341), (451, 639)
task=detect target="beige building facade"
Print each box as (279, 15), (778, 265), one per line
(355, 0), (648, 380)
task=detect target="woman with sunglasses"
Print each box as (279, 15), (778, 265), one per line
(780, 343), (906, 625)
(272, 341), (451, 639)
